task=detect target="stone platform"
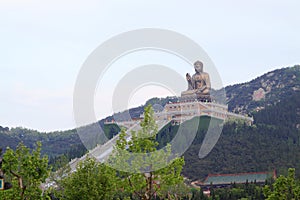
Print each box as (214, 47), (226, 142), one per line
(180, 91), (212, 102)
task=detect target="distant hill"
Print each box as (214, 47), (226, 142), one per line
(0, 65), (299, 177)
(225, 65), (300, 114)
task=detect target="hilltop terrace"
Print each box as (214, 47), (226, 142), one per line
(105, 99), (253, 128)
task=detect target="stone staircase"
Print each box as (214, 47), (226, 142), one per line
(69, 119), (171, 172)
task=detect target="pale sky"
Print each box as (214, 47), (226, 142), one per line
(1, 0), (299, 131)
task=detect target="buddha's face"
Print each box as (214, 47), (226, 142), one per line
(194, 62), (203, 73)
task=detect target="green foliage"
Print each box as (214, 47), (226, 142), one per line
(49, 154), (69, 172)
(210, 183), (265, 200)
(263, 168), (300, 199)
(57, 157), (118, 200)
(253, 92), (300, 128)
(49, 144), (87, 172)
(145, 96), (179, 108)
(104, 123), (121, 139)
(0, 142), (49, 200)
(109, 104), (185, 199)
(190, 188), (208, 200)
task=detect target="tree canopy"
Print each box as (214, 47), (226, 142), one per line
(0, 142), (49, 200)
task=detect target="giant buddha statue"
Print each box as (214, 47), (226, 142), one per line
(181, 60), (211, 101)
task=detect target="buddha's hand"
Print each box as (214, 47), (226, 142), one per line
(186, 73), (191, 81)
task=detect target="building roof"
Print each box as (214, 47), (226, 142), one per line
(201, 171), (275, 186)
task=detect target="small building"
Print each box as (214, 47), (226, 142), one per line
(198, 171), (276, 190)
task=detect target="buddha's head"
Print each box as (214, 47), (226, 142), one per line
(194, 60), (203, 73)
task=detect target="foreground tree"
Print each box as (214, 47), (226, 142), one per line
(1, 142), (49, 200)
(263, 168), (300, 199)
(57, 157), (118, 200)
(109, 105), (185, 200)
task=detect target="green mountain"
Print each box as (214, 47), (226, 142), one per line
(0, 65), (299, 179)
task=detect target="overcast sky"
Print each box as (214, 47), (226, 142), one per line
(1, 0), (299, 131)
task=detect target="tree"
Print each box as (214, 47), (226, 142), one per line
(57, 156), (118, 200)
(0, 142), (49, 200)
(109, 104), (185, 200)
(263, 168), (300, 199)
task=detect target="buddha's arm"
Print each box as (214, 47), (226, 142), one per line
(186, 73), (193, 90)
(205, 74), (211, 90)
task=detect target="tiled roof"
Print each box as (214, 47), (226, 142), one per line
(202, 171), (274, 186)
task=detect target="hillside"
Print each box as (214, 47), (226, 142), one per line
(0, 123), (120, 162)
(182, 92), (300, 180)
(226, 65), (300, 114)
(0, 65), (299, 177)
